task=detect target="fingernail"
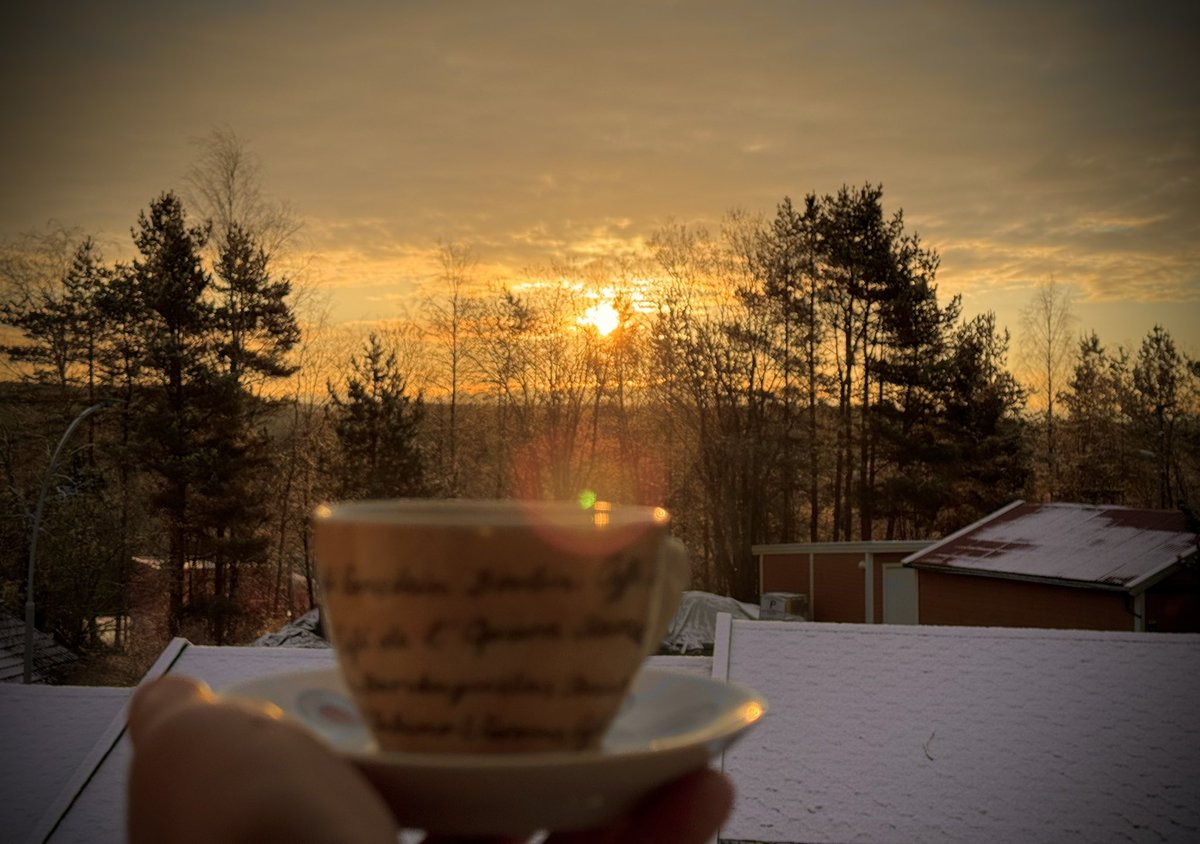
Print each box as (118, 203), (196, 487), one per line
(127, 675), (214, 746)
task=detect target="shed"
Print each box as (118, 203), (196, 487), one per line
(904, 501), (1200, 632)
(752, 541), (932, 624)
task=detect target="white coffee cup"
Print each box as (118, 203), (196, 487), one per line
(313, 498), (689, 753)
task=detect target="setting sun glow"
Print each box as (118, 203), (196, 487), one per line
(578, 301), (621, 336)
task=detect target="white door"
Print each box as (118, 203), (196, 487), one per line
(883, 565), (919, 624)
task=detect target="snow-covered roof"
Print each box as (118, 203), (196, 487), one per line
(718, 619), (1200, 843)
(0, 615), (78, 684)
(0, 683), (130, 843)
(25, 642), (339, 843)
(11, 622), (1200, 843)
(904, 501), (1198, 591)
(15, 641), (709, 843)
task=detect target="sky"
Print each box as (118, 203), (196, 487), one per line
(1, 0), (1197, 358)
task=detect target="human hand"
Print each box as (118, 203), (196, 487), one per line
(126, 675), (734, 844)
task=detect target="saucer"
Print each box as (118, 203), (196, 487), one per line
(221, 666), (766, 835)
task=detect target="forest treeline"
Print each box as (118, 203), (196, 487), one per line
(2, 142), (1197, 673)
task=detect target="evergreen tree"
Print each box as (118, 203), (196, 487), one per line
(0, 235), (107, 408)
(1129, 326), (1186, 508)
(0, 233), (133, 650)
(328, 333), (429, 499)
(212, 223), (300, 389)
(936, 313), (1031, 532)
(186, 128), (306, 637)
(1059, 333), (1127, 503)
(753, 187), (944, 542)
(754, 196), (827, 541)
(93, 261), (150, 642)
(810, 184), (941, 540)
(873, 287), (961, 538)
(130, 192), (214, 637)
(199, 222), (300, 642)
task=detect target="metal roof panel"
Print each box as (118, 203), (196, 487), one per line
(907, 502), (1197, 590)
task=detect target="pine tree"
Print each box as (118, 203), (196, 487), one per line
(936, 313), (1031, 531)
(212, 223), (300, 389)
(1130, 326), (1186, 508)
(130, 192), (214, 637)
(328, 333), (429, 499)
(754, 196), (826, 541)
(198, 222), (301, 642)
(0, 235), (107, 407)
(1059, 333), (1126, 503)
(0, 233), (133, 649)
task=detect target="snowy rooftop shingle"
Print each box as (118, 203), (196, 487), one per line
(0, 614), (78, 684)
(35, 642), (339, 843)
(16, 642), (711, 843)
(0, 683), (130, 843)
(718, 618), (1200, 843)
(903, 501), (1198, 589)
(10, 621), (1200, 843)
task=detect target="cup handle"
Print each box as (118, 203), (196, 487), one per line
(642, 537), (689, 656)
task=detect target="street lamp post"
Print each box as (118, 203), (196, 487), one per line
(24, 400), (115, 684)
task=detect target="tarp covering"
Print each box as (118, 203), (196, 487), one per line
(660, 591), (759, 654)
(252, 608), (329, 648)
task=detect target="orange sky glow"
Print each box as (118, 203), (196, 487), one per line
(1, 1), (1196, 368)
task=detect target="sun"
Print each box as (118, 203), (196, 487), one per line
(578, 301), (621, 337)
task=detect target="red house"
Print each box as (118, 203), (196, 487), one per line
(904, 501), (1200, 633)
(753, 502), (1200, 632)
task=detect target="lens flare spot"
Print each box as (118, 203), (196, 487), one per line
(741, 701), (766, 723)
(593, 499), (611, 528)
(578, 489), (597, 509)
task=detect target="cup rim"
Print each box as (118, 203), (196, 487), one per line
(313, 498), (670, 528)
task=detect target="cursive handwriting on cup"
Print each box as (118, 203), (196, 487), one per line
(313, 499), (688, 754)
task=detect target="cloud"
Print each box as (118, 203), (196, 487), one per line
(1, 0), (1196, 351)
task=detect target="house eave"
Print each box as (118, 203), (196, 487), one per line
(753, 540), (933, 556)
(907, 562), (1135, 593)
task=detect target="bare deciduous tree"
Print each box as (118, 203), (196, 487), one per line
(422, 242), (478, 494)
(184, 126), (301, 260)
(1018, 276), (1077, 500)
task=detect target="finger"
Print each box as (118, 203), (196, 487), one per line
(127, 675), (217, 747)
(630, 768), (734, 844)
(545, 768), (734, 844)
(127, 674), (398, 844)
